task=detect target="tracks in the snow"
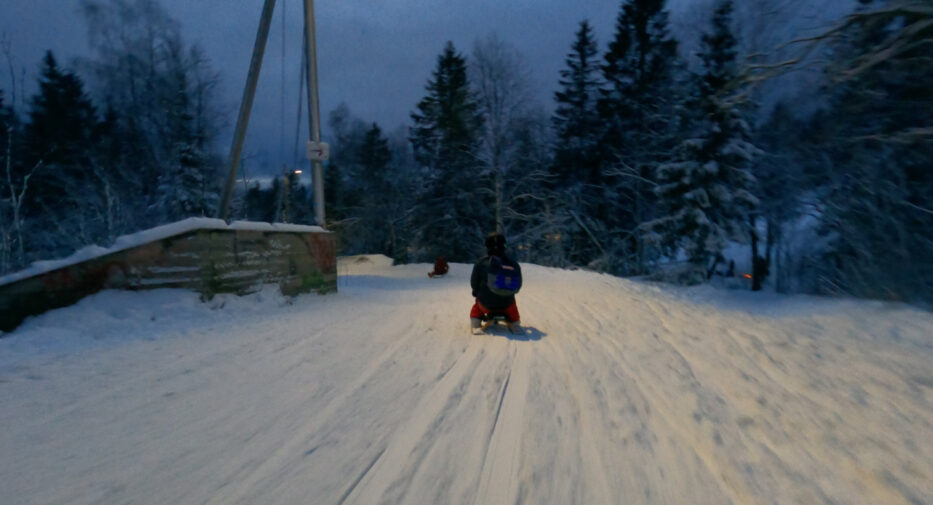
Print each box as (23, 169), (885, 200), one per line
(473, 347), (527, 505)
(8, 261), (929, 505)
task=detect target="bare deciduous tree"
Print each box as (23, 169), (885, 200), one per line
(469, 33), (541, 238)
(80, 0), (223, 227)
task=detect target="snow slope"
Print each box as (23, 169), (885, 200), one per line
(1, 255), (931, 505)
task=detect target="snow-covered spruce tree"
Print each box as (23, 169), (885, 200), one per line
(357, 123), (392, 197)
(550, 21), (604, 267)
(281, 171), (311, 225)
(334, 123), (420, 262)
(599, 0), (684, 275)
(322, 103), (392, 254)
(646, 0), (758, 285)
(159, 81), (219, 221)
(21, 51), (108, 258)
(341, 122), (395, 256)
(812, 0), (933, 302)
(552, 21), (602, 190)
(324, 103), (367, 227)
(409, 42), (485, 262)
(243, 181), (276, 223)
(23, 53), (99, 171)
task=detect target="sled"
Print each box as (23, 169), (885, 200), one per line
(474, 314), (521, 335)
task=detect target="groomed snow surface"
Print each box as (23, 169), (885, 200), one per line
(1, 255), (931, 505)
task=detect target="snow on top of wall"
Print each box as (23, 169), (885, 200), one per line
(226, 221), (325, 233)
(0, 218), (328, 287)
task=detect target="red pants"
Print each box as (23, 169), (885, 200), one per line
(470, 300), (520, 322)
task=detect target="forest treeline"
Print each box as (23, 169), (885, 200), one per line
(1, 0), (931, 303)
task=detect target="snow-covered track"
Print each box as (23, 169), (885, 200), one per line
(1, 256), (930, 505)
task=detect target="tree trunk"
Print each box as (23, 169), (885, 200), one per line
(765, 219), (774, 265)
(387, 218), (397, 261)
(0, 216), (8, 273)
(4, 127), (28, 268)
(634, 178), (644, 275)
(495, 170), (503, 234)
(750, 215), (762, 291)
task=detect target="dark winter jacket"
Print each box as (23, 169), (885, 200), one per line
(429, 256), (449, 277)
(471, 255), (521, 309)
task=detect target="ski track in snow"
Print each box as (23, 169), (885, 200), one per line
(1, 255), (931, 505)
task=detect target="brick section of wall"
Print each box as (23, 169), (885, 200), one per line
(0, 228), (337, 332)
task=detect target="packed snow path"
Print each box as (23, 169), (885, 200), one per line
(1, 256), (931, 505)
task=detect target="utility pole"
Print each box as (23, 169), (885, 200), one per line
(218, 0), (277, 221)
(302, 0), (327, 227)
(218, 0), (328, 226)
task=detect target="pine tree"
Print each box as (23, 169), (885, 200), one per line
(552, 21), (602, 189)
(160, 81), (218, 221)
(549, 21), (604, 266)
(599, 0), (683, 275)
(646, 0), (758, 284)
(243, 181), (280, 223)
(409, 42), (485, 262)
(353, 123), (394, 255)
(325, 103), (367, 226)
(323, 160), (346, 224)
(359, 123), (392, 186)
(22, 51), (104, 255)
(323, 109), (403, 256)
(24, 52), (99, 171)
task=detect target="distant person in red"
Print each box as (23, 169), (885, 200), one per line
(428, 256), (449, 278)
(470, 232), (522, 331)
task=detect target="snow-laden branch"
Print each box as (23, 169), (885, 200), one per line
(781, 2), (933, 49)
(743, 1), (933, 88)
(900, 200), (933, 216)
(837, 19), (933, 82)
(854, 127), (933, 144)
(603, 167), (660, 188)
(603, 159), (661, 187)
(569, 210), (607, 257)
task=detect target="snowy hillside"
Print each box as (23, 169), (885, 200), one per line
(1, 256), (931, 505)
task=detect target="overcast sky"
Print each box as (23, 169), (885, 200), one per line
(2, 0), (844, 171)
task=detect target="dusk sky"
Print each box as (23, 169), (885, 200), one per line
(2, 0), (842, 170)
(4, 0), (643, 166)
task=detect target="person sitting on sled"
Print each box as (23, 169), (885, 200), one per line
(470, 232), (522, 330)
(428, 256), (449, 278)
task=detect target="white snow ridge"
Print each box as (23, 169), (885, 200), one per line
(1, 255), (931, 505)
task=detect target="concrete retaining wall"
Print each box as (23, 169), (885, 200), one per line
(0, 224), (336, 332)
